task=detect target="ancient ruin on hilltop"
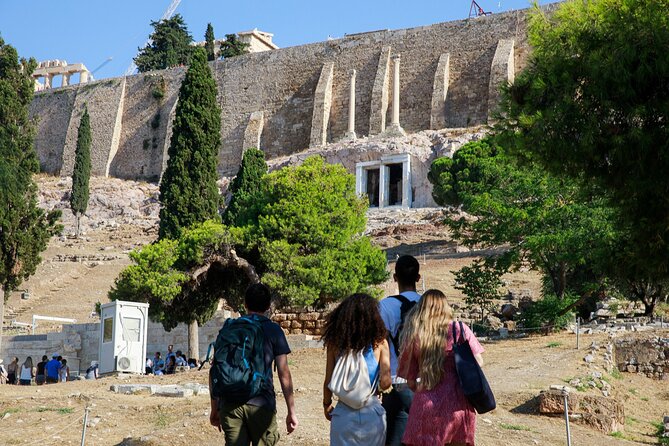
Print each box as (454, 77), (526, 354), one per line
(29, 7), (541, 209)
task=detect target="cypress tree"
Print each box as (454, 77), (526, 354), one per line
(70, 107), (91, 238)
(159, 46), (221, 240)
(204, 23), (216, 61)
(222, 148), (267, 227)
(0, 38), (62, 351)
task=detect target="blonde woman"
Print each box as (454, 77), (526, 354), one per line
(397, 289), (484, 446)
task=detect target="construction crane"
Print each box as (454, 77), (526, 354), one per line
(124, 0), (182, 76)
(90, 56), (113, 80)
(469, 0), (492, 18)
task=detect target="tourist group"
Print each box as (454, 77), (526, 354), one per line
(0, 354), (98, 385)
(208, 255), (490, 446)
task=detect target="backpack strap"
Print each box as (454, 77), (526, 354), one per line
(389, 294), (412, 356)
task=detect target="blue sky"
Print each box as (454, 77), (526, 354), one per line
(0, 0), (559, 80)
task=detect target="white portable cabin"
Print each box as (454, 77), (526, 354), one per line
(99, 300), (149, 375)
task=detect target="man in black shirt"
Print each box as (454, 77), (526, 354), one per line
(209, 283), (298, 445)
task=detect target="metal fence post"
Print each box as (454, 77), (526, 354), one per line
(81, 406), (90, 446)
(562, 388), (572, 446)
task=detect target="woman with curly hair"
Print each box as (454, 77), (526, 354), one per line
(322, 293), (392, 446)
(398, 289), (485, 446)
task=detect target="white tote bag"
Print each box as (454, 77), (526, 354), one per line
(328, 349), (378, 409)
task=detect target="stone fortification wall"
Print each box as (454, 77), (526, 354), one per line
(61, 78), (126, 176)
(30, 9), (534, 181)
(30, 87), (77, 174)
(109, 70), (184, 182)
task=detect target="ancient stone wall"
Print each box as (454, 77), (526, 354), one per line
(30, 87), (77, 174)
(109, 70), (184, 182)
(30, 8), (535, 181)
(0, 307), (324, 373)
(614, 334), (669, 379)
(271, 308), (327, 336)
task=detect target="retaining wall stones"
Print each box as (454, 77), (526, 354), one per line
(271, 308), (327, 336)
(30, 7), (541, 181)
(614, 334), (669, 379)
(0, 307), (323, 372)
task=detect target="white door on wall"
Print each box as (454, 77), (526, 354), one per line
(115, 305), (146, 374)
(99, 306), (116, 374)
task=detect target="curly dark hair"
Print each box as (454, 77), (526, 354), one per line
(321, 293), (388, 354)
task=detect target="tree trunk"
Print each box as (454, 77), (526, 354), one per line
(0, 288), (4, 353)
(75, 214), (80, 238)
(188, 320), (199, 360)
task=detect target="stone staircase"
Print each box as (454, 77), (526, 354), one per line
(2, 262), (97, 333)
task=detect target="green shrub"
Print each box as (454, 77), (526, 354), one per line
(518, 293), (577, 332)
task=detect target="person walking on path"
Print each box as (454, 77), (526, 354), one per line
(6, 357), (19, 385)
(398, 289), (485, 446)
(19, 357), (35, 385)
(322, 293), (392, 446)
(35, 355), (48, 385)
(209, 283), (298, 445)
(378, 255), (422, 445)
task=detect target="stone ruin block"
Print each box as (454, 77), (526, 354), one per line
(539, 389), (624, 434)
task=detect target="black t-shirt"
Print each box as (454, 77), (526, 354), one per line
(36, 361), (47, 375)
(245, 316), (291, 410)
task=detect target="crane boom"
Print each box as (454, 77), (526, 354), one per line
(125, 0), (182, 76)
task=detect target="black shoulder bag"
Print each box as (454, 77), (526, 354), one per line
(452, 321), (496, 414)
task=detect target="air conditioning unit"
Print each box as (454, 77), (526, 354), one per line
(116, 356), (135, 372)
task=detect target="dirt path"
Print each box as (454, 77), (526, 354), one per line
(1, 331), (666, 445)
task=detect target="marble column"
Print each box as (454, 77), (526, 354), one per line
(385, 55), (405, 136)
(392, 55), (400, 127)
(45, 74), (53, 89)
(345, 69), (357, 140)
(62, 73), (71, 87)
(80, 70), (90, 83)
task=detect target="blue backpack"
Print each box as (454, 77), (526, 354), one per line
(204, 315), (269, 403)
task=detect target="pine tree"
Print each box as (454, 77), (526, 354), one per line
(222, 148), (267, 227)
(219, 34), (249, 59)
(159, 47), (221, 241)
(70, 106), (91, 238)
(0, 38), (62, 351)
(204, 23), (216, 61)
(135, 14), (193, 72)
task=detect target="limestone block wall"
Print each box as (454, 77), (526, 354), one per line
(30, 87), (77, 174)
(614, 334), (669, 379)
(271, 308), (327, 336)
(61, 78), (126, 176)
(109, 70), (184, 182)
(31, 8), (537, 181)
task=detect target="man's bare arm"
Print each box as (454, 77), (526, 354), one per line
(276, 354), (298, 434)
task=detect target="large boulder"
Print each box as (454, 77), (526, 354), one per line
(539, 388), (625, 434)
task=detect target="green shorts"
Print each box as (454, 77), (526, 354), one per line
(218, 401), (280, 446)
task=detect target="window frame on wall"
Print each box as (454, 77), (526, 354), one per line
(355, 154), (412, 209)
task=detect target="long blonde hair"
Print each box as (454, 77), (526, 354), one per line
(399, 289), (454, 391)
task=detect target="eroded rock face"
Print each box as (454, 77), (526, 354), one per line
(268, 127), (487, 208)
(539, 389), (625, 434)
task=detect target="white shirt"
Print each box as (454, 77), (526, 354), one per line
(379, 290), (421, 383)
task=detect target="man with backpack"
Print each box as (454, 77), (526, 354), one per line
(379, 255), (421, 446)
(209, 283), (298, 445)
